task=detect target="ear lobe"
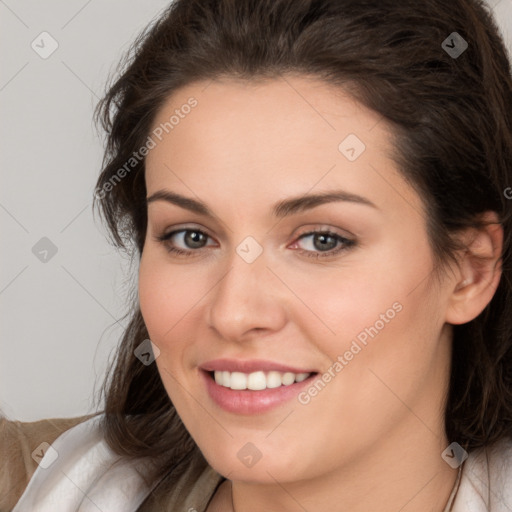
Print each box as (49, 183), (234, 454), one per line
(445, 212), (503, 325)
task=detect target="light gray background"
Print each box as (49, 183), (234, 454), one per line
(1, 0), (511, 422)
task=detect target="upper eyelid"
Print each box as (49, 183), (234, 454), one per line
(159, 226), (348, 237)
(159, 223), (215, 238)
(160, 227), (216, 245)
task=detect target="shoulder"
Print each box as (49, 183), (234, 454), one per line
(9, 414), (152, 511)
(453, 436), (512, 512)
(0, 414), (93, 512)
(9, 413), (223, 512)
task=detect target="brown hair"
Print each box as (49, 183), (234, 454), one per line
(93, 0), (512, 482)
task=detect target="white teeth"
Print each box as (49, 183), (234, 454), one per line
(222, 371), (231, 387)
(230, 372), (247, 390)
(212, 370), (312, 390)
(247, 371), (267, 390)
(266, 371), (283, 389)
(282, 372), (295, 386)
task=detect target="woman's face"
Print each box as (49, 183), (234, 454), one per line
(139, 76), (455, 484)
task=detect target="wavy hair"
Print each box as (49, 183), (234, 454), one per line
(93, 0), (512, 481)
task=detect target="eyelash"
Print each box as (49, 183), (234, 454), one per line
(155, 228), (356, 259)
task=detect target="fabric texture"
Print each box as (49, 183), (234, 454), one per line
(3, 414), (512, 511)
(0, 415), (92, 512)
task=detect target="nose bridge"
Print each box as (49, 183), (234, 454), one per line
(207, 244), (286, 340)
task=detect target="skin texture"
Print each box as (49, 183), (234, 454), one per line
(138, 75), (503, 512)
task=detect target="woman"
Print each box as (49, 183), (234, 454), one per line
(3, 0), (512, 510)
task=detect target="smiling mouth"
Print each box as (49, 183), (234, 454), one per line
(207, 370), (318, 391)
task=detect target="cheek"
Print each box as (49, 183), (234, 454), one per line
(294, 271), (445, 434)
(138, 253), (201, 406)
(138, 251), (205, 343)
(278, 239), (442, 408)
(269, 244), (427, 351)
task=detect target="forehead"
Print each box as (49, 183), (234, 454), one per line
(147, 75), (382, 164)
(144, 75), (420, 216)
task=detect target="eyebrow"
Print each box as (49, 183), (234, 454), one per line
(146, 189), (378, 218)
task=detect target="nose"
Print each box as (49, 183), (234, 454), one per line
(206, 249), (288, 343)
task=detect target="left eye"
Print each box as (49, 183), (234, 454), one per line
(291, 231), (354, 255)
(297, 232), (339, 251)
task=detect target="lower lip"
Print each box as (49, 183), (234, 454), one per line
(201, 370), (316, 414)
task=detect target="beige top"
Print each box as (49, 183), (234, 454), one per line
(2, 414), (512, 511)
(0, 415), (92, 512)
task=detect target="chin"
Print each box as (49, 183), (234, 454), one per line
(200, 443), (313, 484)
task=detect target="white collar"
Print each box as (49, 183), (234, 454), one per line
(13, 415), (156, 512)
(451, 436), (512, 511)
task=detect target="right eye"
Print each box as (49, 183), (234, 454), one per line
(156, 228), (217, 256)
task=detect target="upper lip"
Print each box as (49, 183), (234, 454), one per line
(200, 358), (317, 374)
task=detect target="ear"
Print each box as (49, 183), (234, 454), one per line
(445, 211), (503, 325)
